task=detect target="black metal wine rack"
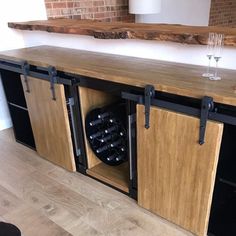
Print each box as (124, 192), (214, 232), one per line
(85, 102), (127, 166)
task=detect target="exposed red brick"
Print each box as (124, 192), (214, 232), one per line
(45, 3), (52, 9)
(44, 0), (134, 22)
(209, 0), (236, 27)
(52, 2), (67, 9)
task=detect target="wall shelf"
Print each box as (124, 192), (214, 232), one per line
(8, 19), (236, 46)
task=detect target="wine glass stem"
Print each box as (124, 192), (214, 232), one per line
(215, 60), (219, 77)
(207, 58), (211, 74)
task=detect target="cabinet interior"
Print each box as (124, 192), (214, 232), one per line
(78, 86), (130, 193)
(208, 124), (236, 236)
(0, 70), (35, 149)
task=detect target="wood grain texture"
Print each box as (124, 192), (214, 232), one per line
(21, 76), (76, 172)
(137, 105), (223, 236)
(78, 87), (116, 168)
(1, 46), (236, 106)
(0, 128), (194, 236)
(7, 19), (236, 46)
(87, 162), (129, 193)
(4, 205), (73, 236)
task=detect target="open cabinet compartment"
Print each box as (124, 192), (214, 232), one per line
(0, 69), (35, 149)
(78, 86), (130, 193)
(208, 123), (236, 236)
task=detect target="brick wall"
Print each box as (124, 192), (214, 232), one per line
(209, 0), (236, 26)
(44, 0), (134, 22)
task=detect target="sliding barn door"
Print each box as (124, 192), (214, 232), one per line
(137, 105), (223, 236)
(21, 76), (76, 171)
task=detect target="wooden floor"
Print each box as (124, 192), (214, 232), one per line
(0, 129), (194, 236)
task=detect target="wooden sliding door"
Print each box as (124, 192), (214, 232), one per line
(137, 105), (223, 236)
(21, 76), (76, 171)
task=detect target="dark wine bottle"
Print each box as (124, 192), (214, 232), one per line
(98, 112), (110, 119)
(99, 134), (113, 143)
(105, 125), (118, 134)
(107, 154), (116, 161)
(115, 155), (123, 161)
(110, 139), (122, 148)
(89, 130), (104, 140)
(109, 118), (117, 123)
(96, 144), (110, 153)
(89, 118), (102, 126)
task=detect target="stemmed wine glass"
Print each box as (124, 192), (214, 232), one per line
(202, 32), (215, 78)
(209, 34), (224, 81)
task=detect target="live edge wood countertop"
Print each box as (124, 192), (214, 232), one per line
(8, 19), (236, 46)
(0, 45), (236, 106)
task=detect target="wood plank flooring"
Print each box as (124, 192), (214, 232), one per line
(0, 129), (194, 236)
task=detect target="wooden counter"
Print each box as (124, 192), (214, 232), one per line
(1, 45), (236, 106)
(8, 19), (236, 46)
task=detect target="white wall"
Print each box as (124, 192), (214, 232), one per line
(135, 0), (211, 26)
(22, 31), (236, 70)
(0, 0), (47, 131)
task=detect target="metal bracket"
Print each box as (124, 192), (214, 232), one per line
(21, 61), (30, 93)
(199, 96), (214, 145)
(144, 85), (155, 129)
(48, 66), (57, 100)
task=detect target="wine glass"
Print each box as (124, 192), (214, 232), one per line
(202, 33), (215, 78)
(209, 34), (224, 81)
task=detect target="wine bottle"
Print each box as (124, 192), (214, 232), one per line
(99, 134), (113, 143)
(107, 154), (116, 161)
(96, 144), (110, 153)
(109, 118), (117, 123)
(89, 130), (104, 140)
(110, 139), (122, 148)
(115, 155), (123, 161)
(105, 125), (118, 134)
(89, 118), (102, 126)
(98, 112), (110, 119)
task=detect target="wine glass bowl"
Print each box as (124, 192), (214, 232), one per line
(202, 33), (215, 78)
(209, 34), (224, 81)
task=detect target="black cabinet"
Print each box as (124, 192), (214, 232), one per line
(0, 69), (35, 149)
(208, 124), (236, 236)
(8, 104), (35, 148)
(1, 70), (27, 108)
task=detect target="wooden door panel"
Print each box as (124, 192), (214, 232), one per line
(78, 87), (116, 169)
(137, 105), (223, 236)
(21, 76), (76, 171)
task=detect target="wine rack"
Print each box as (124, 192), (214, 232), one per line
(79, 87), (130, 193)
(85, 102), (127, 166)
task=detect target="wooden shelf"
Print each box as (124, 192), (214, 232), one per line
(87, 162), (129, 193)
(8, 19), (236, 46)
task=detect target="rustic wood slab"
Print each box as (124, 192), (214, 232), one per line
(8, 19), (236, 46)
(0, 45), (236, 106)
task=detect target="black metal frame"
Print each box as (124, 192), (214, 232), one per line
(122, 87), (236, 145)
(0, 59), (79, 86)
(127, 100), (137, 199)
(64, 85), (88, 174)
